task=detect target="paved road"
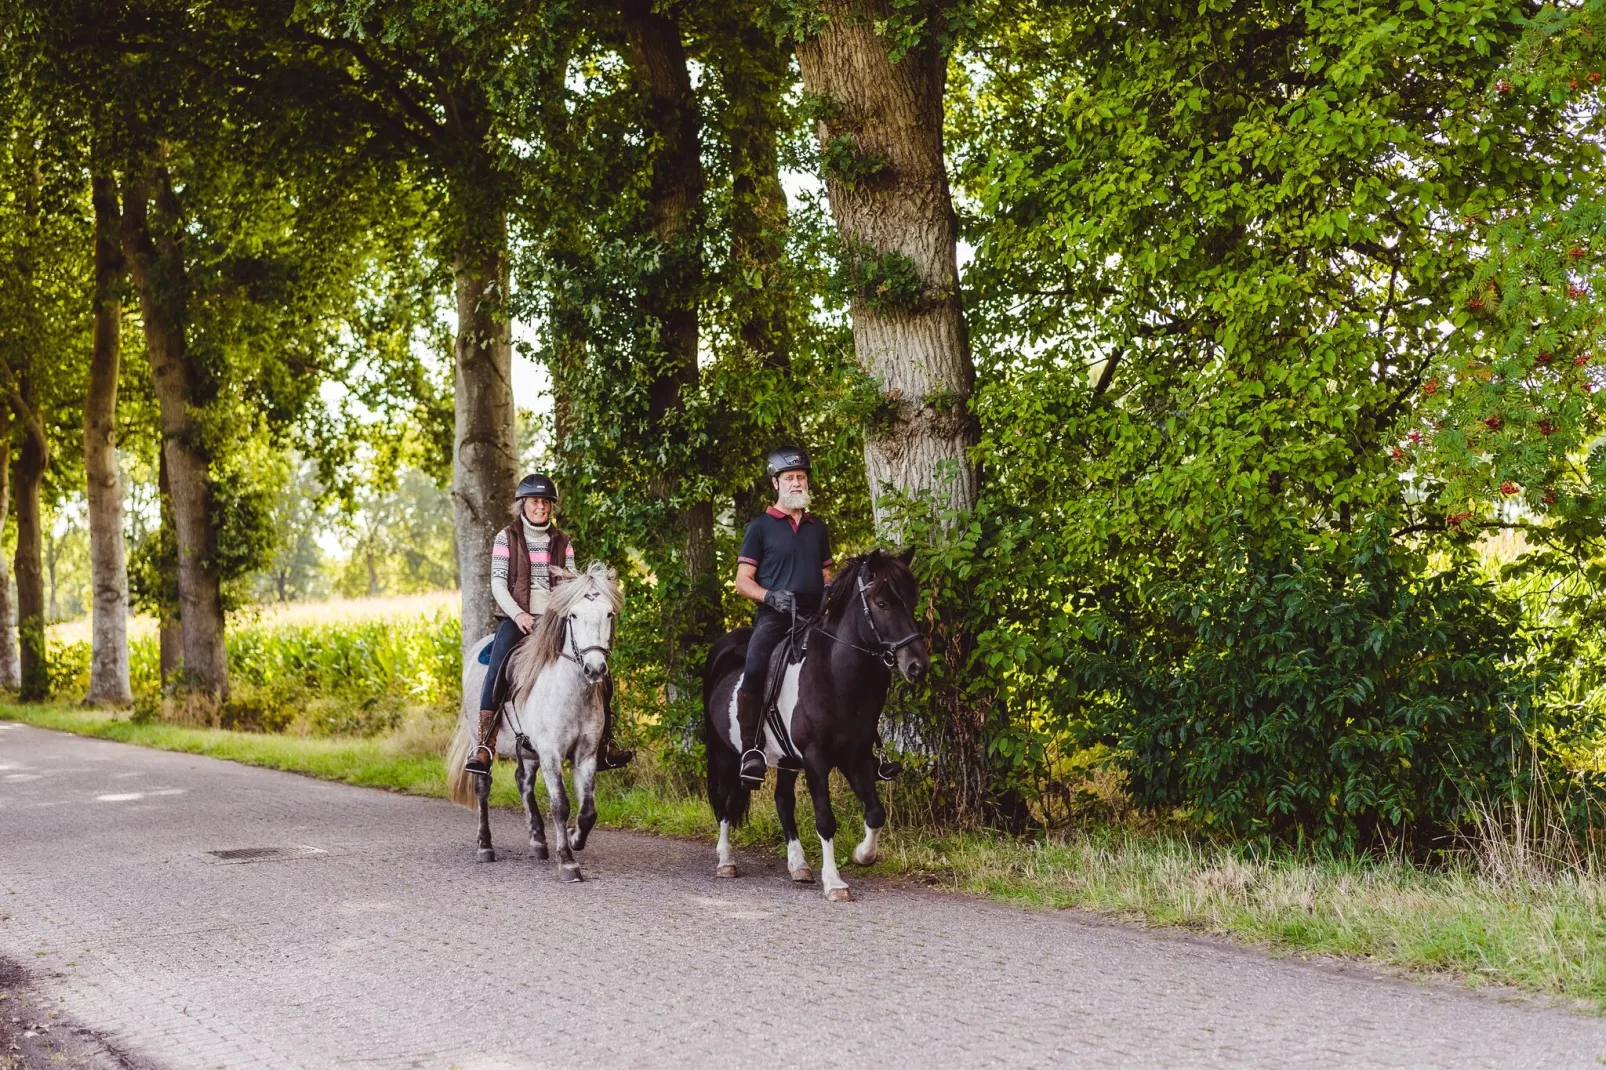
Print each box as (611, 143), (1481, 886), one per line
(3, 722), (1605, 1069)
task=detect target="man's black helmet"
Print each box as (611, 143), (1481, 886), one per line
(515, 473), (559, 501)
(765, 446), (811, 480)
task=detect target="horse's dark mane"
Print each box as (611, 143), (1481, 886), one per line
(823, 550), (917, 622)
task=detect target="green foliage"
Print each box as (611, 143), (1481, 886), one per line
(835, 244), (922, 314)
(818, 134), (889, 189)
(1113, 525), (1541, 853)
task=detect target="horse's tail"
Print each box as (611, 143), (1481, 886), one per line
(702, 629), (754, 829)
(445, 710), (477, 808)
(702, 627), (751, 710)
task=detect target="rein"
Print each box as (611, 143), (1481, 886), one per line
(802, 569), (921, 668)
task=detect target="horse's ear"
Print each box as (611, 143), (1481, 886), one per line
(897, 545), (915, 567)
(605, 567), (618, 586)
(549, 565), (575, 586)
(866, 547), (883, 564)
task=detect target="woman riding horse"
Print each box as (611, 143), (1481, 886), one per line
(464, 472), (632, 777)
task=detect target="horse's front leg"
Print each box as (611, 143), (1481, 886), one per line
(775, 769), (812, 882)
(515, 757), (547, 860)
(474, 765), (496, 864)
(843, 752), (887, 866)
(543, 751), (582, 882)
(569, 748), (598, 852)
(802, 757), (850, 902)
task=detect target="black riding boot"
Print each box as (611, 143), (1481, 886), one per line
(874, 730), (903, 781)
(597, 677), (633, 771)
(735, 691), (767, 786)
(465, 709), (500, 777)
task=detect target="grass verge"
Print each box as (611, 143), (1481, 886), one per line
(7, 703), (1604, 1011)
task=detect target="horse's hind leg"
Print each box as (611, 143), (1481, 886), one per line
(844, 753), (887, 866)
(474, 767), (495, 864)
(570, 751), (598, 852)
(803, 760), (850, 902)
(516, 758), (547, 860)
(544, 755), (581, 882)
(775, 769), (812, 883)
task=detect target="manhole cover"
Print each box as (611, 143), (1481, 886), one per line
(202, 845), (327, 864)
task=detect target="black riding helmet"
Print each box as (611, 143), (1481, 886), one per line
(515, 472), (559, 502)
(765, 446), (811, 480)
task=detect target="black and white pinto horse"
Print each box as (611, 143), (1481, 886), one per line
(702, 549), (929, 902)
(447, 563), (620, 882)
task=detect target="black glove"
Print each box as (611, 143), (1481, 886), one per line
(763, 588), (796, 614)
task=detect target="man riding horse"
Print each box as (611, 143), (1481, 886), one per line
(464, 472), (633, 778)
(733, 447), (902, 787)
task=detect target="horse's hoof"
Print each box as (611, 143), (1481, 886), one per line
(716, 864), (739, 879)
(853, 851), (878, 867)
(533, 844), (549, 860)
(559, 864), (584, 883)
(825, 886), (853, 902)
(790, 867), (814, 883)
(476, 848), (496, 863)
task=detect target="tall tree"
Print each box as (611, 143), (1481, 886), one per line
(120, 164), (230, 696)
(619, 0), (720, 651)
(7, 370), (48, 699)
(85, 169), (131, 703)
(0, 427), (18, 691)
(791, 0), (980, 528)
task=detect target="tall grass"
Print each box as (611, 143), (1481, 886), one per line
(48, 607), (463, 737)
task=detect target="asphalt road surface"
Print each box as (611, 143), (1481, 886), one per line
(3, 721), (1605, 1069)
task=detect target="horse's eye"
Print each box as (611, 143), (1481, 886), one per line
(875, 599), (888, 609)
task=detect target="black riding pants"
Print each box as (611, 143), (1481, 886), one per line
(739, 602), (814, 698)
(479, 616), (529, 712)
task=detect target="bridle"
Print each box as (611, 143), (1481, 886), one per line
(560, 590), (614, 678)
(802, 568), (923, 668)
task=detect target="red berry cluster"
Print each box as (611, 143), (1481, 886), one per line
(1537, 350), (1554, 364)
(1570, 285), (1589, 299)
(1576, 354), (1592, 367)
(1445, 510), (1474, 525)
(1408, 430), (1423, 444)
(1592, 72), (1604, 85)
(1569, 247), (1588, 259)
(1495, 79), (1512, 94)
(1483, 415), (1503, 430)
(1500, 481), (1519, 495)
(1542, 490), (1557, 505)
(1390, 446), (1405, 461)
(1539, 419), (1558, 436)
(1467, 296), (1486, 310)
(1423, 378), (1439, 396)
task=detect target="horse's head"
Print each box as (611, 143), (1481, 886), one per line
(848, 548), (929, 683)
(550, 564), (620, 684)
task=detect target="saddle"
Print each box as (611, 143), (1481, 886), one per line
(758, 621), (809, 769)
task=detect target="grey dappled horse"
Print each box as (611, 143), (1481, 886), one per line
(447, 563), (620, 882)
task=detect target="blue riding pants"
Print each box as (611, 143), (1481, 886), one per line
(479, 616), (530, 712)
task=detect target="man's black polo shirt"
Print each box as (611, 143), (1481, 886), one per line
(738, 506), (833, 599)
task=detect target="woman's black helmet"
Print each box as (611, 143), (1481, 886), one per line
(516, 473), (559, 501)
(765, 446), (811, 479)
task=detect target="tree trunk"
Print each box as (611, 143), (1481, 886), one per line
(0, 434), (20, 691)
(450, 238), (516, 643)
(156, 447), (181, 686)
(85, 173), (133, 704)
(620, 0), (721, 649)
(794, 2), (981, 529)
(10, 377), (48, 701)
(122, 166), (229, 698)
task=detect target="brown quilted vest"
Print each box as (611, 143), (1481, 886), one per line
(497, 520), (571, 618)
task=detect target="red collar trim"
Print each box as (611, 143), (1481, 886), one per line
(766, 505), (814, 530)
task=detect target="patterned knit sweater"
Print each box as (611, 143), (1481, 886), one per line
(491, 518), (576, 618)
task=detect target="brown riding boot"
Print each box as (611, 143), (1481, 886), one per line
(464, 709), (500, 777)
(596, 678), (633, 771)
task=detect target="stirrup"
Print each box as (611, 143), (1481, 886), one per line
(739, 748), (768, 785)
(465, 743), (495, 777)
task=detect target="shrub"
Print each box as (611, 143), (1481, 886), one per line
(1114, 525), (1544, 854)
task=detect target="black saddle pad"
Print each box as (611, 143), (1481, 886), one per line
(761, 624), (806, 718)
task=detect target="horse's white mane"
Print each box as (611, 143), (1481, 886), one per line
(507, 562), (621, 707)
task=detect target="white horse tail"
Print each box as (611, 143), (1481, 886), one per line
(445, 711), (477, 809)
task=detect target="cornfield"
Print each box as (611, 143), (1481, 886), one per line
(48, 604), (464, 736)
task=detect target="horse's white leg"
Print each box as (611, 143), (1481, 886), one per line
(516, 758), (547, 859)
(570, 749), (598, 852)
(715, 821), (737, 878)
(853, 823), (881, 866)
(774, 768), (811, 883)
(802, 763), (850, 901)
(543, 747), (581, 882)
(787, 839), (812, 882)
(817, 834), (849, 901)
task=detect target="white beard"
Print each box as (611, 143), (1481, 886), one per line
(778, 487), (811, 511)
